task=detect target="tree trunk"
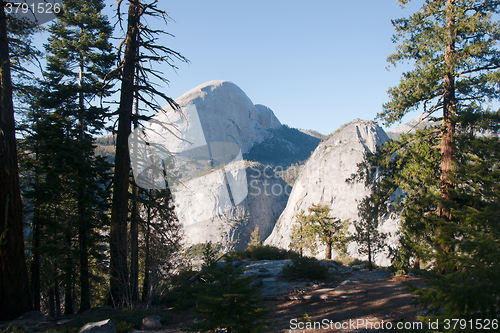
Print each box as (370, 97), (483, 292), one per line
(48, 285), (55, 318)
(130, 190), (139, 304)
(130, 60), (140, 305)
(413, 255), (420, 270)
(141, 203), (151, 302)
(437, 0), (456, 274)
(367, 245), (373, 271)
(109, 0), (139, 307)
(0, 5), (33, 320)
(54, 265), (61, 317)
(31, 211), (40, 311)
(77, 58), (91, 312)
(325, 240), (332, 260)
(440, 0), (456, 219)
(64, 228), (73, 315)
(31, 166), (41, 311)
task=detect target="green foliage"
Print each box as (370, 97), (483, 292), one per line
(226, 245), (301, 261)
(186, 264), (268, 333)
(365, 0), (500, 324)
(280, 257), (329, 281)
(348, 157), (389, 271)
(380, 1), (500, 126)
(290, 204), (347, 259)
(243, 124), (320, 168)
(17, 0), (115, 314)
(248, 226), (262, 247)
(184, 242), (224, 263)
(114, 321), (134, 333)
(290, 209), (319, 256)
(40, 309), (170, 333)
(297, 313), (312, 323)
(1, 325), (26, 333)
(202, 242), (218, 268)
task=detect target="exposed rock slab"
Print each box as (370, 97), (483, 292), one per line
(164, 80), (275, 154)
(179, 160), (291, 250)
(141, 315), (161, 330)
(78, 319), (116, 333)
(264, 120), (399, 265)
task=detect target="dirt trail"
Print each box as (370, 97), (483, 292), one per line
(162, 268), (427, 332)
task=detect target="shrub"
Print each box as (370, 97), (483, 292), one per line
(281, 257), (329, 281)
(225, 245), (300, 261)
(245, 245), (300, 260)
(186, 264), (268, 333)
(114, 322), (134, 333)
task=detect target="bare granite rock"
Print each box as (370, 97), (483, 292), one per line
(264, 120), (399, 265)
(163, 80), (277, 154)
(179, 160), (291, 250)
(78, 319), (116, 333)
(141, 315), (161, 330)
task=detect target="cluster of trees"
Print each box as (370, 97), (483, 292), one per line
(290, 203), (386, 271)
(356, 0), (500, 324)
(0, 0), (186, 320)
(2, 0), (500, 327)
(290, 204), (347, 260)
(293, 2), (500, 323)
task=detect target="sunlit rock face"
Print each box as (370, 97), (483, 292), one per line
(130, 80), (289, 249)
(264, 120), (400, 266)
(171, 80), (279, 154)
(177, 160), (291, 250)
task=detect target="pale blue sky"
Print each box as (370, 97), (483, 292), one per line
(33, 1), (425, 135)
(141, 0), (424, 135)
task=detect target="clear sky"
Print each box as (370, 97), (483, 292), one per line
(132, 0), (425, 135)
(34, 1), (426, 136)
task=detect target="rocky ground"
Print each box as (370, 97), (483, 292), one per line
(163, 260), (427, 332)
(0, 261), (427, 333)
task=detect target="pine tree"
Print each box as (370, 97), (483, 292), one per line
(367, 0), (500, 322)
(187, 264), (268, 333)
(18, 0), (115, 314)
(290, 204), (346, 260)
(138, 188), (182, 302)
(248, 226), (262, 247)
(290, 210), (317, 257)
(380, 0), (500, 270)
(7, 8), (43, 313)
(109, 0), (187, 307)
(351, 196), (387, 271)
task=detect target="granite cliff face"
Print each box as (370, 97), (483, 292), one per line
(169, 80), (278, 154)
(177, 160), (291, 250)
(264, 120), (399, 266)
(130, 81), (294, 249)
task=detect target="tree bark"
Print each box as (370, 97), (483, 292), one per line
(0, 4), (33, 320)
(325, 240), (332, 260)
(109, 0), (139, 307)
(31, 162), (41, 311)
(48, 285), (55, 318)
(367, 242), (373, 271)
(141, 203), (151, 302)
(31, 209), (40, 310)
(64, 228), (73, 315)
(130, 55), (140, 305)
(437, 0), (456, 274)
(54, 268), (61, 317)
(78, 58), (91, 312)
(440, 0), (456, 220)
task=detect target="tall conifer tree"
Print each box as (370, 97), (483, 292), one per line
(32, 0), (114, 313)
(109, 0), (187, 307)
(368, 0), (500, 321)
